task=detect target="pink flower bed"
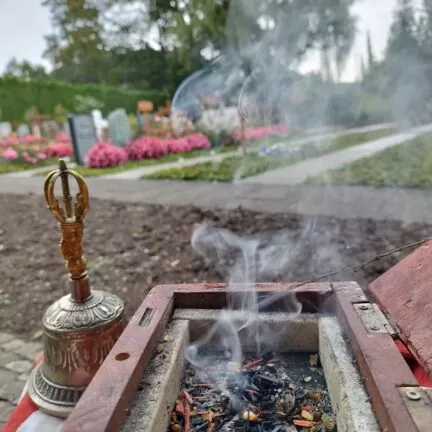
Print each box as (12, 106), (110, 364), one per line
(44, 143), (74, 158)
(1, 146), (50, 165)
(86, 141), (128, 168)
(23, 134), (44, 144)
(125, 137), (167, 160)
(2, 148), (19, 160)
(233, 124), (290, 142)
(55, 132), (72, 144)
(124, 133), (211, 161)
(0, 133), (71, 147)
(0, 136), (19, 147)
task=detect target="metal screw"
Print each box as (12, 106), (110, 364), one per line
(359, 305), (369, 310)
(370, 326), (380, 331)
(406, 390), (421, 401)
(355, 295), (365, 300)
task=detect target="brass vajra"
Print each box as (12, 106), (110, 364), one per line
(44, 160), (90, 280)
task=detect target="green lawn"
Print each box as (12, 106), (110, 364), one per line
(305, 133), (432, 189)
(143, 127), (396, 182)
(0, 158), (58, 174)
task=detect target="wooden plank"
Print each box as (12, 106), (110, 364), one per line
(369, 240), (432, 378)
(62, 286), (175, 432)
(333, 282), (419, 432)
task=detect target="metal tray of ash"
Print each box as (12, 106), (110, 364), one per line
(173, 350), (335, 431)
(117, 304), (375, 432)
(63, 275), (432, 432)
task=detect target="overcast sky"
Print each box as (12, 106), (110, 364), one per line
(0, 0), (397, 82)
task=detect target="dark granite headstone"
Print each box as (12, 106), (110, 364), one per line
(68, 113), (98, 165)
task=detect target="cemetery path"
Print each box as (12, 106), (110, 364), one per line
(1, 175), (432, 224)
(242, 123), (432, 184)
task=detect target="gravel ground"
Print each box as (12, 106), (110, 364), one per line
(1, 193), (430, 339)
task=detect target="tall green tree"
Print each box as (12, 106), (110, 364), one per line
(384, 0), (430, 126)
(42, 0), (109, 84)
(366, 30), (375, 68)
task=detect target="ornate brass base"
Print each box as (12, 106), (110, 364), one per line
(27, 362), (86, 418)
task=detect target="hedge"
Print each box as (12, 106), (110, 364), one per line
(0, 76), (170, 122)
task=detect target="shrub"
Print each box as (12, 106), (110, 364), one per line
(86, 141), (128, 168)
(185, 133), (211, 150)
(55, 132), (71, 143)
(2, 147), (19, 160)
(164, 138), (190, 153)
(1, 146), (49, 165)
(0, 136), (19, 147)
(125, 136), (167, 160)
(23, 134), (44, 144)
(44, 143), (74, 158)
(0, 76), (170, 122)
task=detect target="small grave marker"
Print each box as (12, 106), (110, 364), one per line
(0, 122), (12, 138)
(17, 124), (30, 138)
(68, 113), (98, 165)
(107, 108), (131, 147)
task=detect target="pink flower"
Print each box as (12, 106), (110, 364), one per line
(1, 136), (19, 146)
(124, 133), (211, 161)
(2, 147), (19, 160)
(44, 144), (74, 158)
(55, 132), (72, 144)
(86, 141), (128, 168)
(23, 134), (44, 144)
(37, 152), (47, 160)
(233, 124), (290, 142)
(184, 133), (211, 150)
(125, 137), (167, 160)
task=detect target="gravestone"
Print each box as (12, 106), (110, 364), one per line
(68, 113), (98, 165)
(107, 108), (131, 147)
(92, 109), (106, 140)
(0, 122), (12, 138)
(17, 124), (30, 138)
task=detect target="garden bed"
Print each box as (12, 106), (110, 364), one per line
(305, 133), (432, 188)
(143, 128), (395, 182)
(0, 193), (430, 339)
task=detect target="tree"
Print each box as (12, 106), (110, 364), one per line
(384, 0), (430, 126)
(3, 58), (48, 79)
(366, 31), (375, 68)
(42, 0), (109, 84)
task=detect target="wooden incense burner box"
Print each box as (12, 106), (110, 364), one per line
(61, 242), (432, 432)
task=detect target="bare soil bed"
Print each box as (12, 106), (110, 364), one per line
(0, 193), (429, 339)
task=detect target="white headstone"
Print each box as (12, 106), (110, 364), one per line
(17, 123), (30, 138)
(0, 122), (12, 138)
(91, 109), (105, 139)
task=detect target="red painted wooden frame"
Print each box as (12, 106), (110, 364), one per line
(62, 282), (421, 432)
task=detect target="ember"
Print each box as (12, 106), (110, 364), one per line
(169, 352), (336, 432)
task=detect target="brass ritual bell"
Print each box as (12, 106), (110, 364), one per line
(27, 160), (126, 418)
